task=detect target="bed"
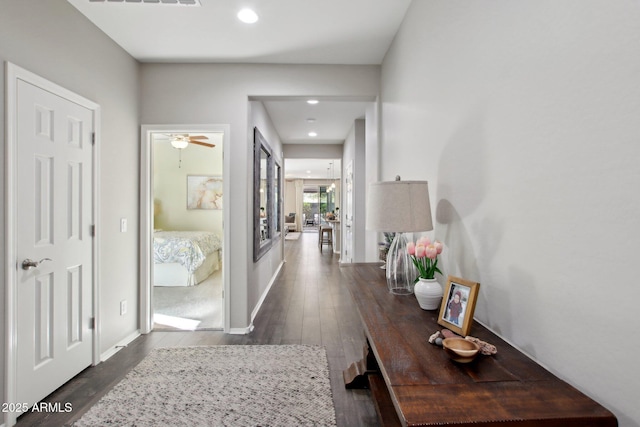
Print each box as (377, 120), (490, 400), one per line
(153, 231), (222, 286)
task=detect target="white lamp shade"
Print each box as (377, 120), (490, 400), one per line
(366, 180), (433, 232)
(171, 138), (189, 149)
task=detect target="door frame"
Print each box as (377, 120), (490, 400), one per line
(4, 62), (101, 426)
(342, 160), (354, 263)
(139, 124), (230, 334)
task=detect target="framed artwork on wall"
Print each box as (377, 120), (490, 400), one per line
(437, 275), (480, 336)
(187, 175), (223, 210)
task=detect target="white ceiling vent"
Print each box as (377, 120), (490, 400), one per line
(89, 0), (201, 5)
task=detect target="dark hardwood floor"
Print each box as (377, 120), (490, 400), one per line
(17, 230), (380, 426)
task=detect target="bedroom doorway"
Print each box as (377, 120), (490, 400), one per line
(140, 125), (231, 333)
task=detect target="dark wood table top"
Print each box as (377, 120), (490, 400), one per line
(342, 263), (617, 427)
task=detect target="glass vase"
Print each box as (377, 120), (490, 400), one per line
(385, 233), (416, 295)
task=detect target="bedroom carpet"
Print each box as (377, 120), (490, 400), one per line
(153, 270), (222, 330)
(74, 345), (337, 427)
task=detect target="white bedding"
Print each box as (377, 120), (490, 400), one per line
(153, 231), (222, 286)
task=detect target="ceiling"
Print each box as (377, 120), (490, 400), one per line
(260, 98), (372, 145)
(67, 0), (412, 177)
(66, 0), (411, 64)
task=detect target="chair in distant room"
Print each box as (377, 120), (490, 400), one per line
(285, 213), (296, 233)
(305, 215), (315, 227)
(318, 224), (333, 252)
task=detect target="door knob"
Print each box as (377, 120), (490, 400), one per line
(21, 258), (52, 270)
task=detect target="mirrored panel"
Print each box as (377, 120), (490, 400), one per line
(260, 146), (269, 242)
(253, 127), (281, 261)
(274, 162), (281, 234)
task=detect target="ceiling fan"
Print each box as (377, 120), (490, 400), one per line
(165, 134), (215, 149)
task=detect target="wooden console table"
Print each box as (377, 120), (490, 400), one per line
(342, 264), (617, 427)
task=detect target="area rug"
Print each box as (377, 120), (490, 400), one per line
(285, 232), (301, 240)
(74, 345), (337, 427)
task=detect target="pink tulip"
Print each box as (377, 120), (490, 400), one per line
(417, 236), (431, 247)
(415, 244), (426, 258)
(434, 240), (443, 254)
(407, 242), (416, 256)
(425, 245), (438, 259)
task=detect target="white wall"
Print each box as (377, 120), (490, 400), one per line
(0, 0), (140, 407)
(342, 119), (369, 262)
(381, 1), (640, 425)
(283, 144), (343, 159)
(248, 100), (284, 322)
(284, 180), (298, 225)
(364, 102), (381, 261)
(153, 136), (223, 236)
(140, 63), (380, 329)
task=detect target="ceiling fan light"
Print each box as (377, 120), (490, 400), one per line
(238, 8), (258, 24)
(171, 138), (189, 149)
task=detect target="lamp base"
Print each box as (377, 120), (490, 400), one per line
(385, 233), (416, 295)
(388, 286), (414, 296)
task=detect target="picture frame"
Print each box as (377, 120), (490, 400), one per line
(187, 175), (223, 210)
(437, 275), (480, 337)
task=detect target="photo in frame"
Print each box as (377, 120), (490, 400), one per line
(437, 275), (480, 337)
(187, 175), (223, 210)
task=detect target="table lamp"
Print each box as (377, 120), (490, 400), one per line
(366, 177), (433, 295)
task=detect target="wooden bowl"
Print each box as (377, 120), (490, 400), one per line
(442, 338), (480, 363)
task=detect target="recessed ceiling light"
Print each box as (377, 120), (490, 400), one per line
(306, 118), (316, 123)
(308, 132), (318, 137)
(307, 99), (319, 105)
(237, 8), (258, 24)
(306, 170), (312, 174)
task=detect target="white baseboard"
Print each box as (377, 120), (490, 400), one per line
(228, 324), (255, 335)
(251, 260), (284, 322)
(99, 330), (140, 362)
(228, 260), (284, 335)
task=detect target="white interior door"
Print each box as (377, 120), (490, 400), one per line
(14, 77), (95, 410)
